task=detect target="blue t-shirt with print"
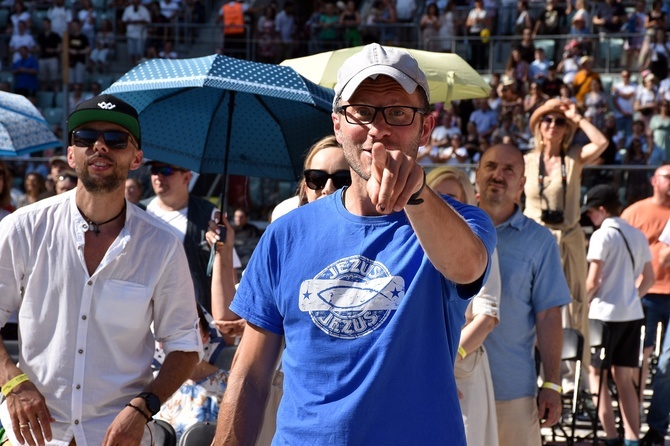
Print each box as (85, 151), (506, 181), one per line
(230, 190), (496, 445)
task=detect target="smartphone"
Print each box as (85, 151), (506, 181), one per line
(217, 224), (227, 243)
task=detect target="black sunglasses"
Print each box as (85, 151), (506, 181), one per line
(72, 129), (133, 150)
(304, 169), (351, 190)
(150, 165), (186, 176)
(541, 116), (567, 127)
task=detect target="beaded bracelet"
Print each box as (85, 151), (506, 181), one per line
(125, 402), (152, 424)
(1, 373), (29, 397)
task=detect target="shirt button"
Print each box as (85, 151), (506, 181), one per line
(75, 384), (81, 389)
(82, 315), (87, 320)
(74, 420), (79, 425)
(87, 281), (92, 286)
(78, 349), (83, 354)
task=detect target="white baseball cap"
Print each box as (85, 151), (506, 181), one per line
(333, 43), (430, 107)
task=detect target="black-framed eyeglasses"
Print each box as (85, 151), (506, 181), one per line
(150, 165), (186, 177)
(304, 169), (352, 190)
(541, 116), (567, 127)
(336, 104), (426, 127)
(72, 129), (134, 150)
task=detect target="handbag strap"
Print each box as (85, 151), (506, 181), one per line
(611, 226), (635, 273)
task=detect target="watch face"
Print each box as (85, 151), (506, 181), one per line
(140, 392), (161, 415)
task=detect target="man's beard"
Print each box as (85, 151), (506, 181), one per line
(340, 132), (422, 182)
(76, 165), (125, 194)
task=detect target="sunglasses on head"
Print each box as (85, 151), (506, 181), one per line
(72, 129), (133, 150)
(541, 116), (568, 127)
(150, 165), (186, 176)
(304, 169), (352, 190)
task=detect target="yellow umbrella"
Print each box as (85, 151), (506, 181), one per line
(280, 46), (491, 104)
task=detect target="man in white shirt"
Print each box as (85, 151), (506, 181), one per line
(0, 94), (202, 446)
(144, 161), (242, 313)
(122, 0), (151, 65)
(46, 0), (72, 37)
(612, 69), (637, 138)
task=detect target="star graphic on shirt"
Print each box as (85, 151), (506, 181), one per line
(391, 288), (401, 298)
(303, 291), (311, 300)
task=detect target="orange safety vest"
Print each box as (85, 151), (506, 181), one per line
(221, 1), (245, 36)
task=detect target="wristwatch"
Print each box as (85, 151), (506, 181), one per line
(137, 392), (161, 416)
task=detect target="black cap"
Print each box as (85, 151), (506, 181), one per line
(67, 94), (141, 145)
(581, 185), (620, 214)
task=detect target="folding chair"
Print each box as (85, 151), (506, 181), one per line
(551, 328), (584, 445)
(589, 319), (610, 446)
(178, 421), (216, 446)
(153, 419), (177, 446)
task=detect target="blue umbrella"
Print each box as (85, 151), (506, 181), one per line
(103, 54), (335, 182)
(0, 91), (62, 156)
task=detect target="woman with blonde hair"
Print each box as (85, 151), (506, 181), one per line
(426, 165), (500, 446)
(524, 98), (608, 380)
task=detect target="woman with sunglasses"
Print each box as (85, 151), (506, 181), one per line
(271, 135), (350, 221)
(426, 166), (501, 446)
(524, 98), (608, 382)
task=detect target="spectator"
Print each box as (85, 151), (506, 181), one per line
(612, 69), (637, 138)
(542, 66), (565, 97)
(427, 165), (501, 446)
(650, 100), (670, 161)
(8, 20), (36, 64)
(437, 0), (458, 52)
(144, 161), (242, 312)
(55, 169), (77, 194)
(231, 207), (261, 271)
(319, 1), (341, 50)
(505, 47), (529, 88)
(625, 0), (646, 70)
(466, 0), (489, 70)
(557, 40), (582, 86)
(498, 75), (523, 117)
(160, 0), (181, 23)
(470, 98), (499, 142)
(11, 45), (38, 98)
(476, 143), (570, 446)
(158, 39), (178, 58)
(592, 0), (628, 35)
(47, 0), (73, 37)
(375, 0), (397, 45)
(36, 17), (61, 91)
(624, 137), (653, 204)
(67, 19), (89, 87)
(217, 0), (248, 57)
(524, 98), (609, 386)
(622, 164), (670, 410)
(340, 0), (361, 47)
(523, 81), (548, 117)
(641, 28), (670, 81)
(533, 0), (563, 36)
(17, 172), (47, 208)
(573, 55), (600, 109)
(463, 120), (481, 160)
(439, 133), (469, 164)
(420, 3), (441, 51)
(640, 0), (667, 69)
(125, 177), (145, 205)
(123, 0), (151, 65)
(147, 0), (169, 54)
(88, 18), (115, 73)
(584, 78), (608, 129)
(256, 5), (278, 63)
(583, 185), (654, 446)
(513, 1), (533, 36)
(275, 1), (296, 60)
(515, 27), (536, 64)
(529, 47), (551, 86)
(77, 0), (97, 44)
(9, 0), (31, 36)
(635, 72), (659, 132)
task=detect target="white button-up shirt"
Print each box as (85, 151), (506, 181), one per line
(0, 190), (202, 446)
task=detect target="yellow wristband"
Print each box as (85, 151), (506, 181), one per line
(542, 382), (562, 393)
(2, 373), (29, 397)
(457, 345), (467, 359)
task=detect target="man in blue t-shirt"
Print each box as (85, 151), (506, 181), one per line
(212, 43), (496, 445)
(476, 144), (571, 446)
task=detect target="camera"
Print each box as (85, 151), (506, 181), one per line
(541, 209), (564, 225)
(217, 224), (227, 243)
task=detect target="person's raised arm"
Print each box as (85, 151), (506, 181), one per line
(212, 324), (283, 445)
(563, 100), (608, 164)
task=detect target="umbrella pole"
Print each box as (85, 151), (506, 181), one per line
(219, 90), (235, 220)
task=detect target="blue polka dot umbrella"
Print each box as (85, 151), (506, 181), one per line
(0, 91), (62, 156)
(104, 54), (335, 181)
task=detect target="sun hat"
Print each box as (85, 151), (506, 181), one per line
(67, 94), (141, 145)
(528, 98), (578, 133)
(333, 43), (430, 106)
